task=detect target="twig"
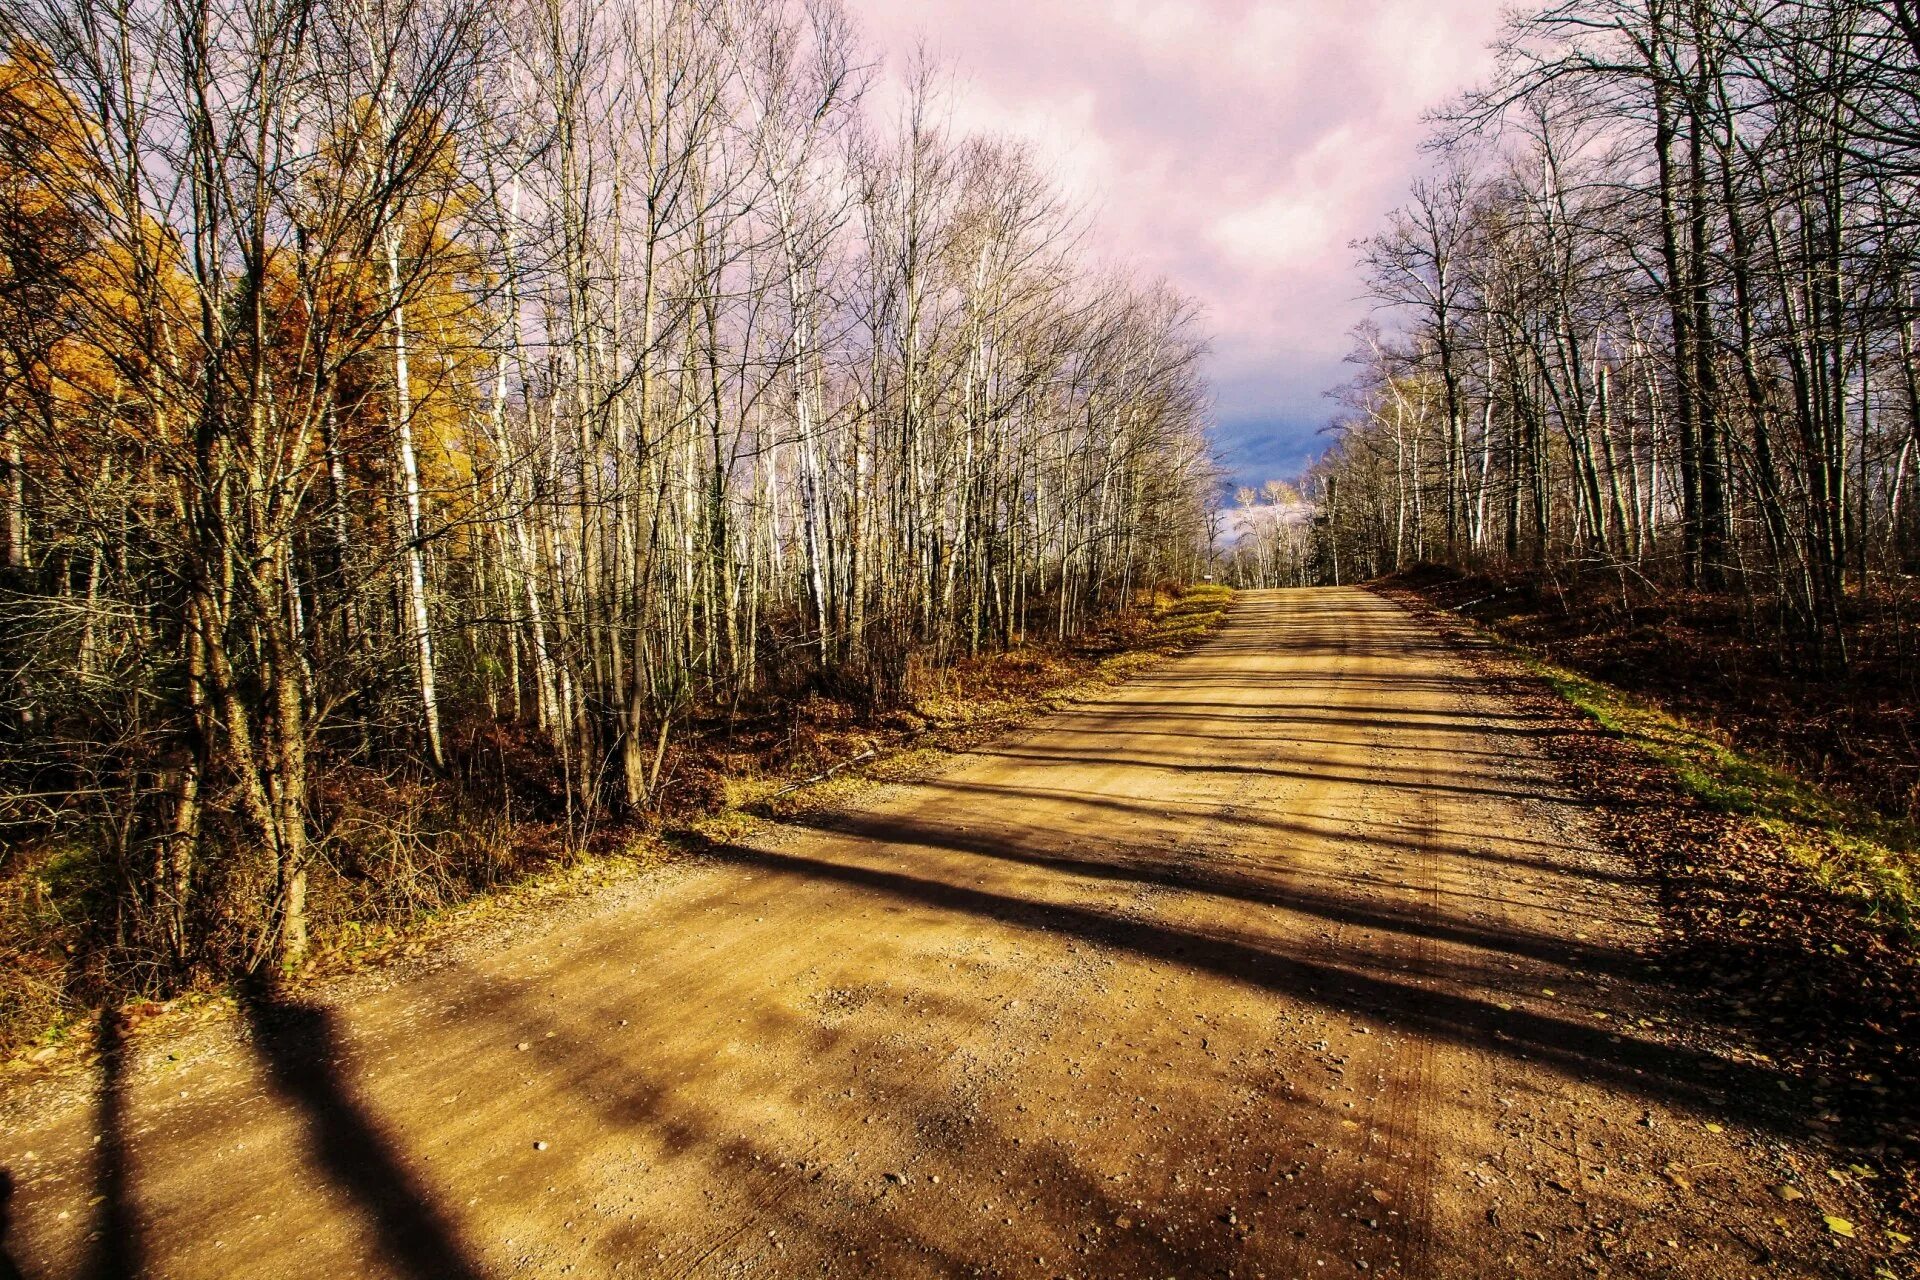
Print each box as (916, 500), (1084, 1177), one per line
(771, 749), (877, 798)
(1451, 586), (1519, 612)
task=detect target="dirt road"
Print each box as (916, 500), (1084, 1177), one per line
(0, 588), (1880, 1278)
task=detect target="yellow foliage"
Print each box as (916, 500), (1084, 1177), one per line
(0, 42), (197, 454)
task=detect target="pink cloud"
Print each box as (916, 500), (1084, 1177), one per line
(842, 0), (1507, 472)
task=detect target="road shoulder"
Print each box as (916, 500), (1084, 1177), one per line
(1379, 579), (1920, 1264)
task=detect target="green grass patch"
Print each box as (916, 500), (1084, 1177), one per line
(1533, 658), (1920, 934)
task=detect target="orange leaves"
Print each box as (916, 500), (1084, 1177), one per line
(0, 42), (200, 458)
(0, 40), (98, 215)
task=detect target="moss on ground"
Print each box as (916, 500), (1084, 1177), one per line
(1533, 658), (1920, 935)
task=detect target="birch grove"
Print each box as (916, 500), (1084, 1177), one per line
(1234, 0), (1920, 674)
(0, 0), (1214, 988)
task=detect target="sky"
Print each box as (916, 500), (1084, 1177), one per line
(842, 0), (1510, 492)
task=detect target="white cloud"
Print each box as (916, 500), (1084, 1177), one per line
(843, 0), (1507, 437)
(1209, 191), (1335, 270)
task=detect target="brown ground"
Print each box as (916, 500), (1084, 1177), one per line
(1381, 563), (1920, 825)
(0, 588), (1898, 1279)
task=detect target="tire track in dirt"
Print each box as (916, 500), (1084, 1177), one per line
(1361, 780), (1443, 1279)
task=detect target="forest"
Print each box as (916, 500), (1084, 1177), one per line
(9, 3), (1920, 1270)
(0, 0), (1216, 1022)
(1226, 0), (1920, 824)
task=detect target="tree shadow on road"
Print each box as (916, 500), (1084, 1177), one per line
(686, 833), (1799, 1139)
(795, 802), (1645, 978)
(85, 1010), (143, 1280)
(440, 920), (1391, 1278)
(236, 977), (487, 1280)
(835, 771), (1640, 880)
(0, 1171), (26, 1280)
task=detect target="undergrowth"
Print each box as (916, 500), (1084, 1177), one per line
(2, 585), (1234, 1065)
(708, 584), (1233, 829)
(1535, 660), (1920, 935)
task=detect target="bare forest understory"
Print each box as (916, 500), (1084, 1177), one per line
(1388, 564), (1920, 831)
(3, 587), (1915, 1280)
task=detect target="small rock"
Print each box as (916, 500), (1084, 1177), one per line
(533, 1141), (549, 1151)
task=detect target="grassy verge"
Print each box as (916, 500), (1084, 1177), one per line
(1384, 577), (1920, 1222)
(1533, 657), (1920, 936)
